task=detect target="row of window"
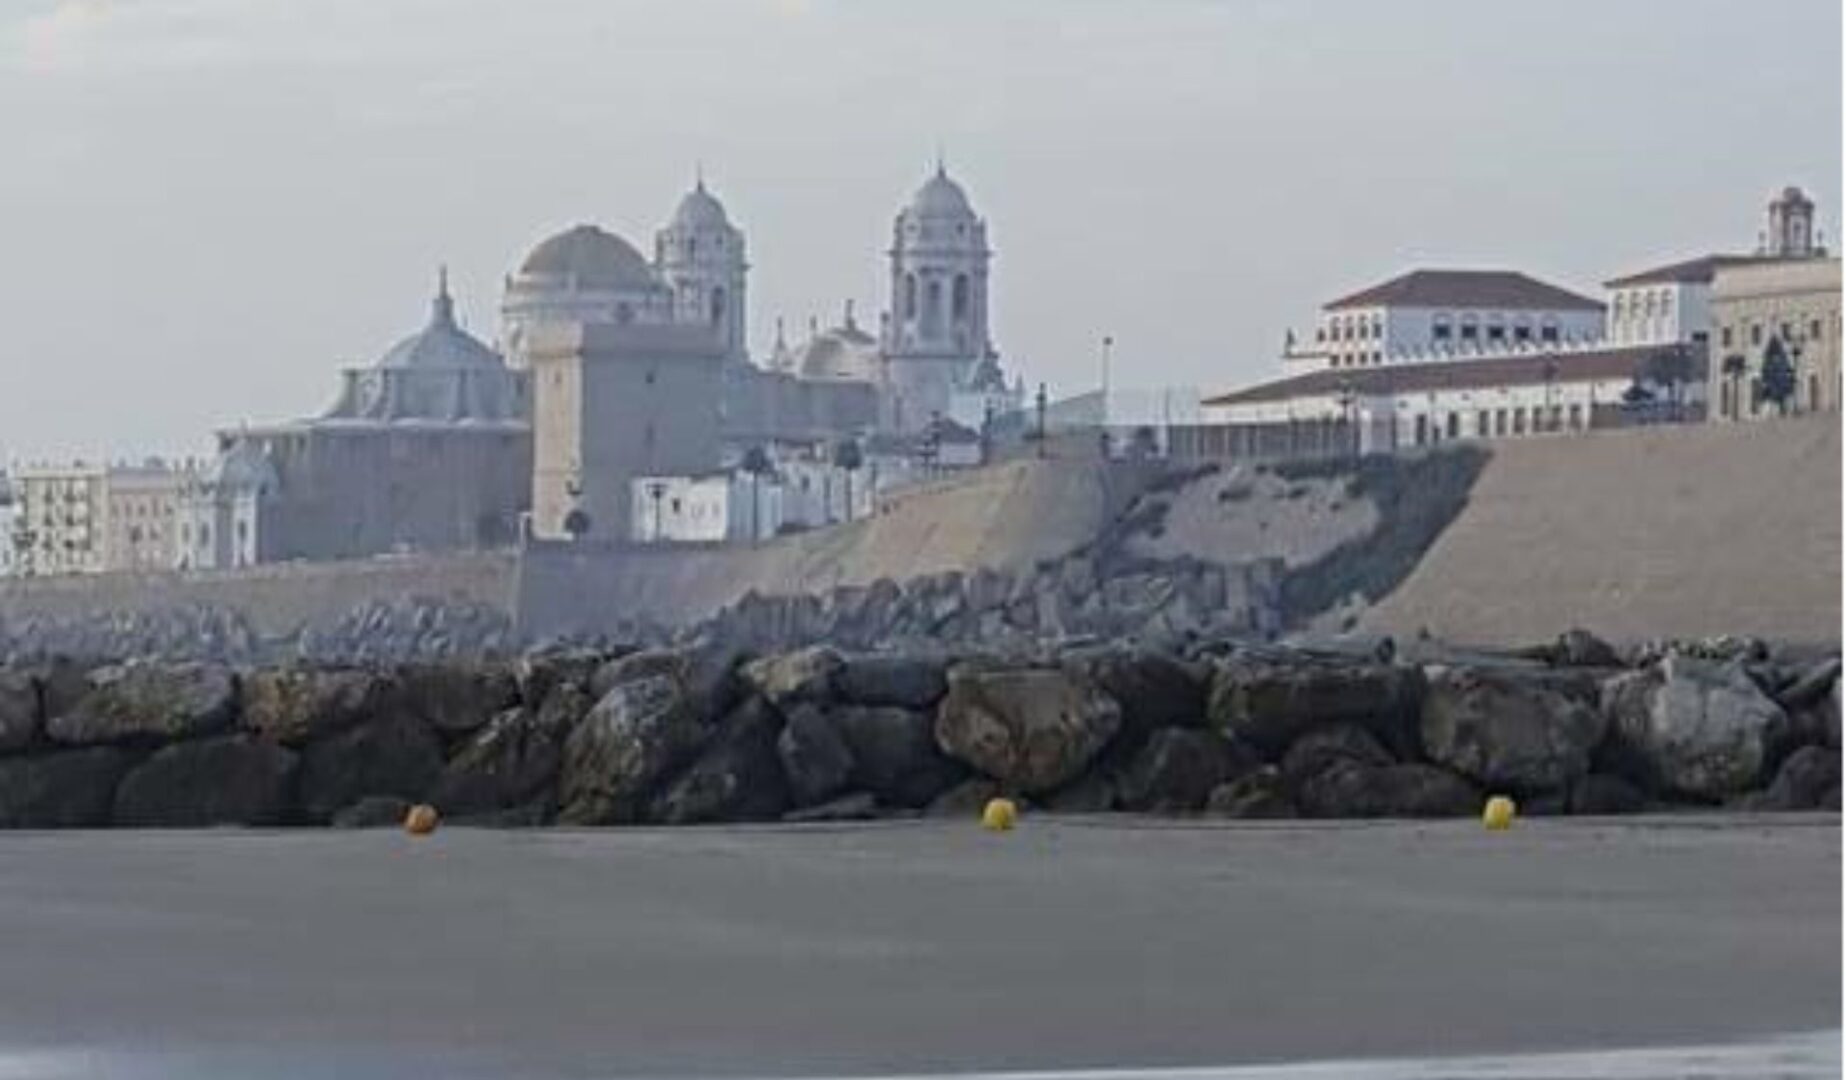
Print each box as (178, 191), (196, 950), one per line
(1432, 322), (1561, 345)
(1412, 403), (1584, 445)
(1718, 314), (1833, 350)
(1611, 289), (1674, 320)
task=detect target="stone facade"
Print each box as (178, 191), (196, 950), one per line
(8, 462), (195, 576)
(1709, 256), (1842, 420)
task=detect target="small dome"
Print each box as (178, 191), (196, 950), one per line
(518, 224), (660, 291)
(207, 440), (278, 493)
(672, 180), (731, 230)
(377, 278), (504, 370)
(797, 325), (880, 381)
(907, 167), (975, 219)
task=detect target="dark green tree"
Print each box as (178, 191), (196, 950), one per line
(1760, 338), (1797, 416)
(831, 438), (864, 522)
(740, 445), (773, 543)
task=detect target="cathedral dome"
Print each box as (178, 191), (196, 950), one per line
(672, 180), (731, 230)
(907, 167), (975, 219)
(378, 275), (504, 370)
(518, 224), (660, 291)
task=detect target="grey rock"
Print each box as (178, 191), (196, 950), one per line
(1551, 628), (1622, 668)
(1601, 654), (1791, 800)
(1279, 724), (1394, 787)
(1420, 666), (1606, 794)
(47, 662), (236, 746)
(653, 698), (788, 825)
(0, 747), (129, 828)
(1116, 727), (1252, 813)
(298, 716), (444, 822)
(432, 706), (568, 817)
(832, 705), (965, 809)
(1062, 646), (1209, 734)
(776, 704), (854, 808)
(1567, 773), (1647, 815)
(1297, 762), (1481, 819)
(395, 662), (518, 736)
(1753, 745), (1841, 812)
(836, 653), (949, 709)
(742, 646), (844, 706)
(1205, 767), (1297, 819)
(934, 665), (1122, 794)
(241, 667), (395, 745)
(1208, 654), (1420, 759)
(558, 668), (706, 825)
(0, 669), (39, 753)
(114, 735), (296, 827)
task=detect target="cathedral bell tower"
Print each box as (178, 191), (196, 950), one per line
(1766, 185), (1819, 258)
(655, 174), (750, 364)
(881, 163), (994, 432)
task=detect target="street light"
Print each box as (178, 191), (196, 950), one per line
(646, 480), (668, 543)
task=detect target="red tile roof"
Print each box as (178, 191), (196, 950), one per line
(1603, 254), (1766, 288)
(1323, 270), (1603, 312)
(1203, 345), (1706, 407)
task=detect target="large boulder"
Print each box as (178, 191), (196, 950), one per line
(1205, 767), (1297, 819)
(1115, 727), (1251, 813)
(1748, 745), (1841, 812)
(431, 705), (569, 817)
(298, 716), (444, 822)
(1297, 762), (1480, 819)
(742, 646), (844, 707)
(776, 704), (854, 807)
(1279, 724), (1394, 788)
(1061, 647), (1209, 733)
(0, 747), (130, 827)
(558, 666), (707, 824)
(1601, 654), (1791, 800)
(241, 667), (395, 745)
(1419, 666), (1607, 795)
(1208, 654), (1420, 760)
(836, 653), (949, 709)
(934, 666), (1122, 794)
(831, 705), (965, 809)
(47, 662), (236, 746)
(651, 698), (788, 825)
(114, 735), (297, 827)
(0, 669), (39, 753)
(394, 663), (519, 737)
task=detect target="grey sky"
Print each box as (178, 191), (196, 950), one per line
(1, 0), (1839, 460)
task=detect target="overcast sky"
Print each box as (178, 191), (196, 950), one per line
(1, 0), (1839, 460)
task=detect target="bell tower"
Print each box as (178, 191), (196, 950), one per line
(881, 163), (994, 431)
(656, 173), (750, 364)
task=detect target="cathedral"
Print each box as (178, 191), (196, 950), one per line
(202, 165), (1025, 556)
(508, 165), (1025, 542)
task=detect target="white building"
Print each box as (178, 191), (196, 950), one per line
(1200, 343), (1705, 454)
(175, 440), (278, 570)
(1282, 269), (1605, 376)
(8, 460), (196, 576)
(0, 475), (17, 578)
(630, 454), (875, 544)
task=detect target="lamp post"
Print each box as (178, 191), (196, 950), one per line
(646, 480), (668, 543)
(1034, 382), (1049, 459)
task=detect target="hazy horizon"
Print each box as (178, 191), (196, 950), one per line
(1, 0), (1839, 461)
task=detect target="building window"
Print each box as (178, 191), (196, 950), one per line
(1568, 403), (1583, 430)
(952, 274), (970, 320)
(1540, 323), (1559, 343)
(904, 274), (918, 319)
(1513, 324), (1531, 343)
(1487, 324), (1505, 343)
(1751, 323), (1763, 346)
(1811, 319), (1824, 339)
(1414, 414), (1428, 446)
(1477, 410), (1490, 436)
(1446, 412), (1460, 439)
(1433, 319), (1452, 342)
(1721, 325), (1733, 348)
(1513, 408), (1526, 435)
(1460, 319), (1479, 342)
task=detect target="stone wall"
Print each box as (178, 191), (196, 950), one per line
(0, 631), (1835, 828)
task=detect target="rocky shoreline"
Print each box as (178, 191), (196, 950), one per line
(0, 628), (1837, 828)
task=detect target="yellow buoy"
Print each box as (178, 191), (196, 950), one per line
(981, 797), (1018, 832)
(404, 803), (440, 836)
(1482, 795), (1516, 831)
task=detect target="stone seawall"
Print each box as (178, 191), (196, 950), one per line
(0, 631), (1836, 828)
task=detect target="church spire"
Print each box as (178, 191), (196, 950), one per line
(431, 264), (456, 326)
